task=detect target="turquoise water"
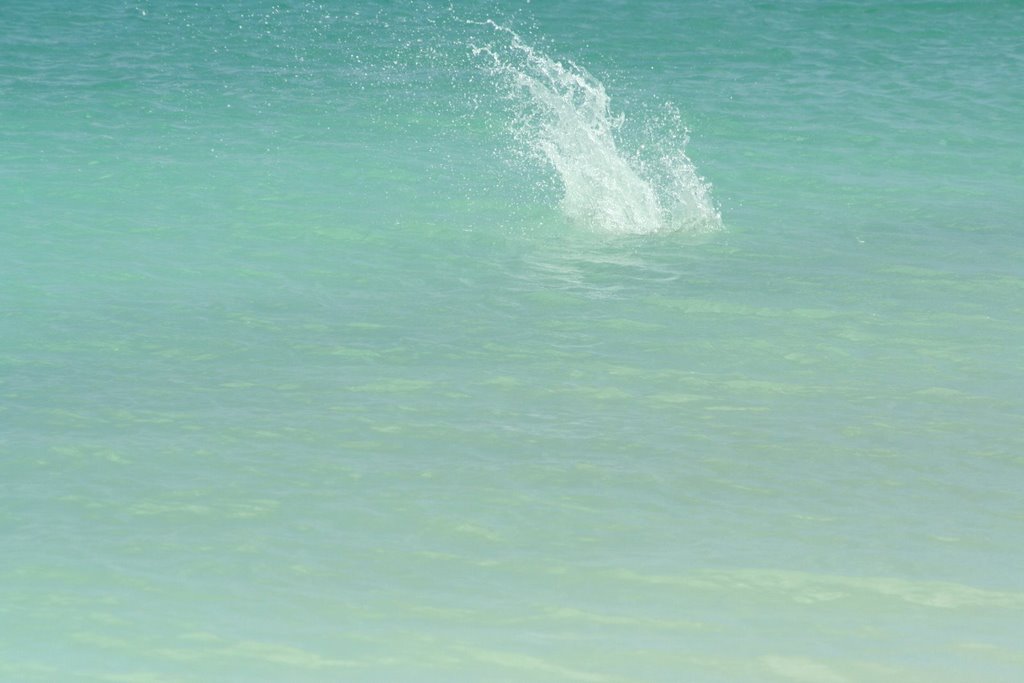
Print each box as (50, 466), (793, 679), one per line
(3, 1), (1023, 681)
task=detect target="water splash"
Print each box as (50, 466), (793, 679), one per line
(469, 20), (721, 235)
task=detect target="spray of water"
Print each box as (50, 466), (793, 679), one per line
(468, 20), (722, 235)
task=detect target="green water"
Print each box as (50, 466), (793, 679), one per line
(2, 1), (1023, 681)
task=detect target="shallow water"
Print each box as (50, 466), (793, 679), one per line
(3, 1), (1023, 681)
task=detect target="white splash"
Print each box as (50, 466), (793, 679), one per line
(470, 20), (721, 235)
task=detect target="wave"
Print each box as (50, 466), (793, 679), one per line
(467, 20), (721, 235)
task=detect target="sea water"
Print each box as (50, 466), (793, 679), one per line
(2, 1), (1023, 681)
